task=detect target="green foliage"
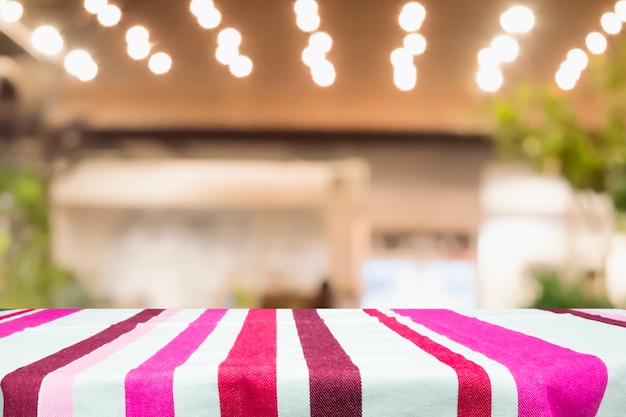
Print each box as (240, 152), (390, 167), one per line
(0, 161), (89, 308)
(488, 36), (626, 211)
(530, 269), (614, 309)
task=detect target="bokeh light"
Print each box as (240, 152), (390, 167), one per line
(586, 31), (608, 54)
(476, 66), (503, 92)
(97, 4), (121, 27)
(31, 26), (64, 56)
(403, 33), (427, 55)
(500, 6), (535, 34)
(148, 52), (172, 75)
(490, 35), (519, 63)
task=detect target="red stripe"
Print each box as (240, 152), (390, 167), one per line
(365, 309), (491, 417)
(546, 309), (626, 328)
(0, 309), (35, 322)
(218, 309), (278, 417)
(1, 309), (163, 417)
(293, 309), (362, 417)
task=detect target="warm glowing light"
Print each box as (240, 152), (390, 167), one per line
(126, 26), (149, 44)
(215, 45), (239, 65)
(296, 13), (320, 32)
(398, 2), (426, 32)
(403, 33), (426, 55)
(197, 8), (221, 29)
(84, 0), (107, 15)
(476, 66), (503, 92)
(31, 26), (64, 56)
(477, 47), (499, 67)
(566, 48), (588, 70)
(127, 42), (151, 60)
(393, 64), (417, 91)
(311, 60), (335, 87)
(390, 47), (413, 67)
(229, 55), (253, 77)
(294, 0), (318, 16)
(555, 66), (579, 90)
(148, 52), (172, 75)
(617, 0), (626, 22)
(586, 32), (608, 54)
(64, 49), (98, 81)
(302, 46), (326, 67)
(500, 5), (535, 34)
(1, 1), (23, 22)
(601, 12), (622, 35)
(309, 32), (332, 52)
(490, 35), (519, 63)
(190, 0), (214, 17)
(217, 28), (242, 48)
(97, 4), (121, 27)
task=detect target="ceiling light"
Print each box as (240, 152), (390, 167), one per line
(31, 26), (64, 56)
(476, 66), (503, 92)
(309, 32), (332, 53)
(84, 0), (107, 15)
(500, 6), (535, 34)
(1, 1), (23, 23)
(601, 12), (622, 35)
(148, 52), (172, 75)
(398, 2), (426, 32)
(217, 28), (242, 48)
(64, 49), (98, 81)
(403, 33), (427, 55)
(229, 55), (253, 77)
(97, 4), (121, 27)
(126, 26), (149, 44)
(490, 35), (519, 63)
(296, 13), (320, 32)
(586, 32), (607, 54)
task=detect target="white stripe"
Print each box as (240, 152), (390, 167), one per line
(277, 309), (310, 417)
(382, 309), (518, 417)
(0, 309), (139, 416)
(173, 309), (248, 416)
(72, 309), (203, 417)
(317, 309), (458, 417)
(469, 309), (626, 417)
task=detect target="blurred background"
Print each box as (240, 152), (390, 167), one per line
(1, 0), (626, 309)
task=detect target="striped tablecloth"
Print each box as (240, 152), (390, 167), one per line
(0, 309), (625, 417)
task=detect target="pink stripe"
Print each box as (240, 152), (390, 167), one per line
(0, 309), (79, 339)
(125, 309), (228, 417)
(37, 309), (179, 417)
(393, 309), (608, 417)
(218, 309), (278, 417)
(577, 309), (626, 322)
(0, 309), (35, 322)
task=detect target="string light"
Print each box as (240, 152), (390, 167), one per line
(616, 1), (626, 21)
(601, 12), (622, 35)
(64, 49), (98, 82)
(500, 6), (535, 34)
(84, 0), (107, 15)
(295, 0), (335, 87)
(392, 2), (425, 91)
(97, 3), (121, 27)
(148, 52), (172, 75)
(229, 55), (253, 78)
(31, 26), (64, 56)
(1, 1), (23, 22)
(586, 31), (608, 54)
(476, 66), (503, 92)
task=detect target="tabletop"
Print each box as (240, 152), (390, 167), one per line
(0, 308), (625, 417)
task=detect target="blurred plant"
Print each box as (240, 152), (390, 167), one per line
(0, 160), (88, 307)
(530, 268), (614, 308)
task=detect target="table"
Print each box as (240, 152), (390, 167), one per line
(0, 308), (625, 417)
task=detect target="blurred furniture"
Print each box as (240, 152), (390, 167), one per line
(1, 308), (624, 416)
(50, 158), (369, 307)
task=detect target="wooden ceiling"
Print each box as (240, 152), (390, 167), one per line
(15, 0), (619, 132)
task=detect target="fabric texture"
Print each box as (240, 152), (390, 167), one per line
(0, 308), (624, 417)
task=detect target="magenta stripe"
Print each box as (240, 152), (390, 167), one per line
(0, 309), (79, 339)
(38, 309), (179, 417)
(0, 309), (35, 322)
(366, 309), (491, 417)
(293, 309), (362, 417)
(548, 309), (626, 329)
(218, 309), (278, 417)
(1, 309), (163, 417)
(393, 309), (607, 417)
(125, 309), (228, 417)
